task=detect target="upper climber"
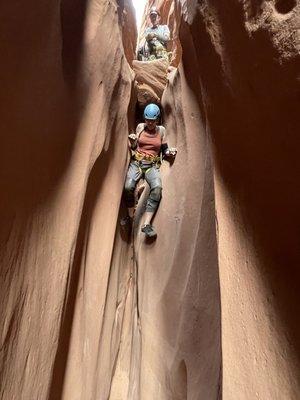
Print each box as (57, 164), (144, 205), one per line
(138, 7), (170, 62)
(121, 103), (177, 239)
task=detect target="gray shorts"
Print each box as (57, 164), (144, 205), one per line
(124, 161), (162, 211)
(126, 161), (162, 188)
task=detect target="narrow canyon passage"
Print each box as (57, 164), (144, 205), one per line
(50, 8), (222, 397)
(0, 1), (299, 400)
(97, 64), (222, 399)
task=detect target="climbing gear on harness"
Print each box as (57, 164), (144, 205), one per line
(132, 154), (161, 171)
(141, 224), (157, 238)
(147, 40), (169, 61)
(133, 150), (160, 164)
(144, 104), (160, 120)
(138, 42), (170, 62)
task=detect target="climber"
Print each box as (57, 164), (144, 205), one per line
(138, 7), (170, 62)
(121, 103), (177, 239)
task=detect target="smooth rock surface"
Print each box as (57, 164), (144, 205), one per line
(0, 1), (134, 399)
(104, 64), (222, 399)
(178, 0), (300, 398)
(133, 58), (169, 105)
(1, 0), (300, 399)
(121, 0), (138, 66)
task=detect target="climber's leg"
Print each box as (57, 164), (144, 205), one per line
(123, 162), (142, 218)
(141, 166), (162, 237)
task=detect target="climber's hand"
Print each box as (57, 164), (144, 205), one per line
(128, 133), (137, 149)
(165, 147), (177, 158)
(128, 133), (137, 142)
(146, 33), (155, 40)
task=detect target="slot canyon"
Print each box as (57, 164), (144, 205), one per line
(0, 0), (299, 399)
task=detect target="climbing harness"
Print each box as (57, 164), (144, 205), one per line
(148, 39), (169, 61)
(133, 150), (160, 164)
(138, 40), (170, 62)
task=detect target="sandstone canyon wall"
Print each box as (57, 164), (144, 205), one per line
(1, 0), (299, 399)
(0, 0), (221, 398)
(177, 0), (300, 398)
(0, 1), (135, 399)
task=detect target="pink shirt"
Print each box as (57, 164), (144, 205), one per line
(137, 128), (162, 156)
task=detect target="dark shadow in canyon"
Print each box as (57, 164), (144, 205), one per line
(183, 0), (300, 363)
(48, 126), (116, 399)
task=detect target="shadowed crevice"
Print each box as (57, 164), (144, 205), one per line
(275, 0), (296, 14)
(48, 149), (111, 400)
(60, 0), (88, 87)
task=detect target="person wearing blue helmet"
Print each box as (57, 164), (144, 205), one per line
(121, 103), (177, 238)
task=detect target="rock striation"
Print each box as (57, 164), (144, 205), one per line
(133, 58), (169, 106)
(1, 0), (300, 399)
(120, 0), (138, 66)
(178, 0), (300, 398)
(0, 1), (134, 399)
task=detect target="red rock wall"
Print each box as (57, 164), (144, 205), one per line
(1, 0), (299, 398)
(178, 0), (300, 398)
(133, 58), (169, 106)
(121, 0), (138, 66)
(0, 1), (134, 399)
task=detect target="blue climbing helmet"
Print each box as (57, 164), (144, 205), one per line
(144, 103), (160, 120)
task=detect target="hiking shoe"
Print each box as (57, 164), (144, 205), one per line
(141, 224), (157, 238)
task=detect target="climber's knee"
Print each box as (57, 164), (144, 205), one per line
(124, 179), (136, 208)
(151, 186), (162, 202)
(124, 178), (136, 193)
(146, 186), (162, 212)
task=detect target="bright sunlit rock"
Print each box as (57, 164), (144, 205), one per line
(132, 0), (147, 30)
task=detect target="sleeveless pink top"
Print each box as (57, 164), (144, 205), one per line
(137, 128), (162, 156)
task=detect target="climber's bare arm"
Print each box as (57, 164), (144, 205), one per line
(146, 32), (156, 40)
(160, 126), (177, 158)
(128, 133), (137, 149)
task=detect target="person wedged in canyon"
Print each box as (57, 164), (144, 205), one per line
(121, 103), (177, 238)
(137, 7), (170, 62)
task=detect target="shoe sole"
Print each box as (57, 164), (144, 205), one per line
(146, 233), (157, 238)
(141, 228), (157, 238)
